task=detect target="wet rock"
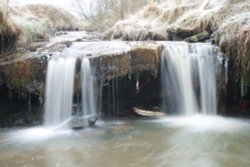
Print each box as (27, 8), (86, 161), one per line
(0, 41), (161, 96)
(90, 42), (160, 80)
(25, 42), (46, 52)
(185, 31), (210, 43)
(0, 53), (48, 95)
(37, 42), (71, 53)
(0, 71), (5, 88)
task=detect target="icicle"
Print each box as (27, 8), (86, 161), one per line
(38, 96), (43, 104)
(136, 74), (140, 93)
(128, 74), (132, 80)
(112, 78), (116, 118)
(28, 92), (31, 112)
(153, 69), (158, 78)
(224, 58), (229, 84)
(128, 53), (132, 80)
(115, 75), (119, 119)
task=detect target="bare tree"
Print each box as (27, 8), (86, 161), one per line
(73, 0), (148, 31)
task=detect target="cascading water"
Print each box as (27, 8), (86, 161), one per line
(161, 42), (223, 115)
(44, 57), (76, 127)
(81, 58), (97, 122)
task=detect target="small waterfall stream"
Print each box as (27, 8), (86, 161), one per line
(43, 41), (224, 127)
(81, 58), (97, 123)
(44, 57), (76, 127)
(161, 42), (223, 115)
(44, 55), (98, 128)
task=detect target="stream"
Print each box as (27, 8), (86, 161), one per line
(0, 115), (250, 167)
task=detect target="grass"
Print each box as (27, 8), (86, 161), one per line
(213, 12), (250, 73)
(105, 0), (250, 72)
(105, 0), (250, 40)
(0, 3), (81, 56)
(0, 3), (21, 55)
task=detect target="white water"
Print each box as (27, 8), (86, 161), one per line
(161, 42), (222, 115)
(44, 57), (76, 127)
(81, 58), (97, 121)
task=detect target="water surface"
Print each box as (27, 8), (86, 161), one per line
(0, 115), (250, 167)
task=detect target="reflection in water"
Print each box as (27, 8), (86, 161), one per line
(0, 116), (250, 167)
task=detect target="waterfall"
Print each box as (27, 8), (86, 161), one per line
(44, 55), (99, 128)
(81, 58), (97, 120)
(161, 42), (222, 115)
(44, 57), (76, 127)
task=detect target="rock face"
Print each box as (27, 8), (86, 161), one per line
(88, 42), (161, 81)
(0, 71), (5, 88)
(185, 31), (210, 43)
(0, 52), (48, 95)
(0, 41), (161, 96)
(0, 40), (163, 126)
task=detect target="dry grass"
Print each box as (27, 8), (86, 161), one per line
(103, 0), (250, 73)
(104, 0), (250, 72)
(0, 3), (21, 55)
(105, 0), (250, 40)
(213, 13), (250, 73)
(78, 0), (149, 32)
(0, 3), (81, 52)
(21, 4), (79, 31)
(14, 4), (80, 44)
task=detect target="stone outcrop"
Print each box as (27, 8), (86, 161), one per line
(0, 52), (48, 95)
(88, 42), (161, 80)
(0, 41), (162, 96)
(185, 31), (210, 43)
(0, 71), (5, 88)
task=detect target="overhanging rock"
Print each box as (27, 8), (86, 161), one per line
(0, 41), (162, 95)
